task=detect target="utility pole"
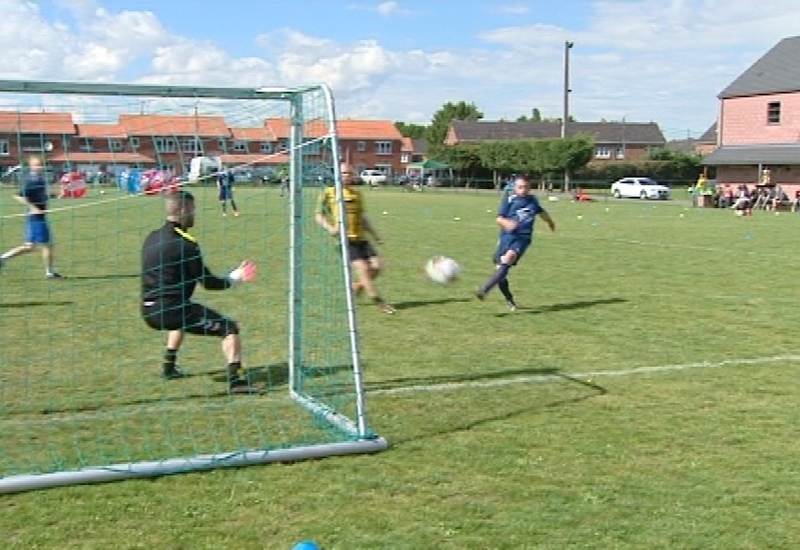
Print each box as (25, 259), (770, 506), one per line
(562, 40), (574, 191)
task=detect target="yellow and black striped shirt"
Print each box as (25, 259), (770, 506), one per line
(316, 186), (366, 240)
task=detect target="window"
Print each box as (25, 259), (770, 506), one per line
(217, 139), (227, 152)
(182, 138), (202, 154)
(768, 102), (781, 124)
(154, 138), (176, 153)
(0, 139), (8, 156)
(278, 139), (289, 152)
(79, 139), (93, 152)
(232, 140), (248, 153)
(375, 164), (392, 176)
(401, 153), (409, 163)
(375, 141), (392, 155)
(109, 139), (123, 152)
(259, 142), (273, 154)
(357, 141), (366, 152)
(130, 137), (140, 149)
(615, 147), (626, 160)
(302, 139), (321, 155)
(159, 163), (174, 173)
(595, 147), (611, 159)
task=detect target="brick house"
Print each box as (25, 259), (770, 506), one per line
(695, 123), (718, 156)
(400, 137), (428, 166)
(702, 36), (800, 196)
(117, 114), (231, 174)
(445, 120), (666, 162)
(0, 110), (403, 180)
(0, 111), (76, 176)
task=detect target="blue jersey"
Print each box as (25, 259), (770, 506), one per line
(22, 173), (48, 221)
(218, 171), (233, 190)
(498, 193), (544, 238)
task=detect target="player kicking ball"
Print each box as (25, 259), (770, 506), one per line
(476, 175), (555, 311)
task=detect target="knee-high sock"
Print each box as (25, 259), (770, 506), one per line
(480, 263), (510, 294)
(498, 278), (513, 302)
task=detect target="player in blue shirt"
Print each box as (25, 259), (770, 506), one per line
(0, 156), (63, 279)
(217, 167), (239, 217)
(476, 175), (555, 310)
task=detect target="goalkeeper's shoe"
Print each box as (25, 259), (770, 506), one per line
(162, 366), (188, 380)
(46, 272), (65, 280)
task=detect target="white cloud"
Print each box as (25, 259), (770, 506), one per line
(377, 1), (399, 16)
(1, 0), (800, 139)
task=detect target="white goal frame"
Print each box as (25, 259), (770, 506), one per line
(0, 80), (387, 495)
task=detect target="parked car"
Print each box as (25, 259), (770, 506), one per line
(360, 169), (387, 186)
(610, 177), (670, 200)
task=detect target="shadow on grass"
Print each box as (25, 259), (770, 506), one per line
(367, 366), (563, 391)
(495, 297), (628, 317)
(392, 297), (473, 311)
(66, 273), (139, 281)
(0, 300), (74, 308)
(388, 369), (608, 445)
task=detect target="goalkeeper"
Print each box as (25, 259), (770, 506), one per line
(141, 190), (256, 392)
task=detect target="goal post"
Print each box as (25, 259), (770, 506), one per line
(0, 80), (387, 495)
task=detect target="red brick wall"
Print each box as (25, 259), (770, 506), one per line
(339, 138), (402, 175)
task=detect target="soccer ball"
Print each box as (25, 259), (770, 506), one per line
(425, 256), (462, 284)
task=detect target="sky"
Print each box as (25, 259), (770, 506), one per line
(2, 0), (799, 140)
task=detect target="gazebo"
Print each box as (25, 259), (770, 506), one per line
(404, 159), (453, 186)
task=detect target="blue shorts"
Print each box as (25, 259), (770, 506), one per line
(25, 218), (52, 245)
(493, 235), (530, 265)
(218, 187), (233, 200)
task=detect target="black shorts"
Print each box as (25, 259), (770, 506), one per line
(348, 240), (376, 262)
(142, 300), (238, 337)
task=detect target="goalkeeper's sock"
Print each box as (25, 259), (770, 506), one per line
(227, 361), (243, 380)
(163, 348), (178, 371)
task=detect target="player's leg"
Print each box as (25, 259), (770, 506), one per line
(350, 243), (393, 314)
(0, 242), (35, 267)
(181, 302), (252, 391)
(498, 278), (516, 311)
(476, 237), (516, 300)
(230, 194), (239, 216)
(162, 329), (185, 378)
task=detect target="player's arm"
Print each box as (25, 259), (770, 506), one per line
(16, 186), (44, 214)
(314, 190), (337, 234)
(495, 199), (517, 231)
(539, 210), (556, 231)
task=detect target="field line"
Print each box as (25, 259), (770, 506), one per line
(370, 354), (800, 396)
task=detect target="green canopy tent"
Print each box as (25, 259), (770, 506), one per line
(405, 159), (453, 186)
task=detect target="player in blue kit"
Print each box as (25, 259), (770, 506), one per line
(217, 167), (239, 217)
(476, 175), (555, 310)
(0, 156), (63, 279)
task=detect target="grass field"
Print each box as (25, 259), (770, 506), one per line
(2, 185), (800, 549)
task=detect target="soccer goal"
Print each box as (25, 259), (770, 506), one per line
(0, 80), (387, 495)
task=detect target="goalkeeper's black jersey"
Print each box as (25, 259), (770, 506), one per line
(141, 221), (230, 304)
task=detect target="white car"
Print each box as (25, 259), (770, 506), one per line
(360, 169), (387, 186)
(610, 177), (670, 200)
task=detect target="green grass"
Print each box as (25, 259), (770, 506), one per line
(2, 186), (800, 549)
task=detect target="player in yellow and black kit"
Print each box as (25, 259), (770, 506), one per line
(141, 190), (258, 392)
(315, 162), (395, 314)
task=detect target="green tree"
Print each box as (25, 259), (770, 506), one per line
(426, 100), (483, 157)
(394, 121), (427, 139)
(516, 108), (543, 122)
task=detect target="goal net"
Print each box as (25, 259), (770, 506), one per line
(0, 80), (387, 494)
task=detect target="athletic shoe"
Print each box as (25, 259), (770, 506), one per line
(506, 299), (518, 312)
(162, 366), (187, 380)
(475, 290), (486, 301)
(46, 272), (65, 280)
(379, 302), (396, 315)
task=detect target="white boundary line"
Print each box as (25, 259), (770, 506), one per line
(369, 354), (800, 396)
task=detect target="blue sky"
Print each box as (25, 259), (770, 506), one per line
(6, 1), (800, 140)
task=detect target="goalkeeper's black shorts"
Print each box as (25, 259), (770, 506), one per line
(141, 300), (239, 337)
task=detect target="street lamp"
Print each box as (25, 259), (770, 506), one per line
(562, 40), (574, 191)
(561, 40), (574, 139)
